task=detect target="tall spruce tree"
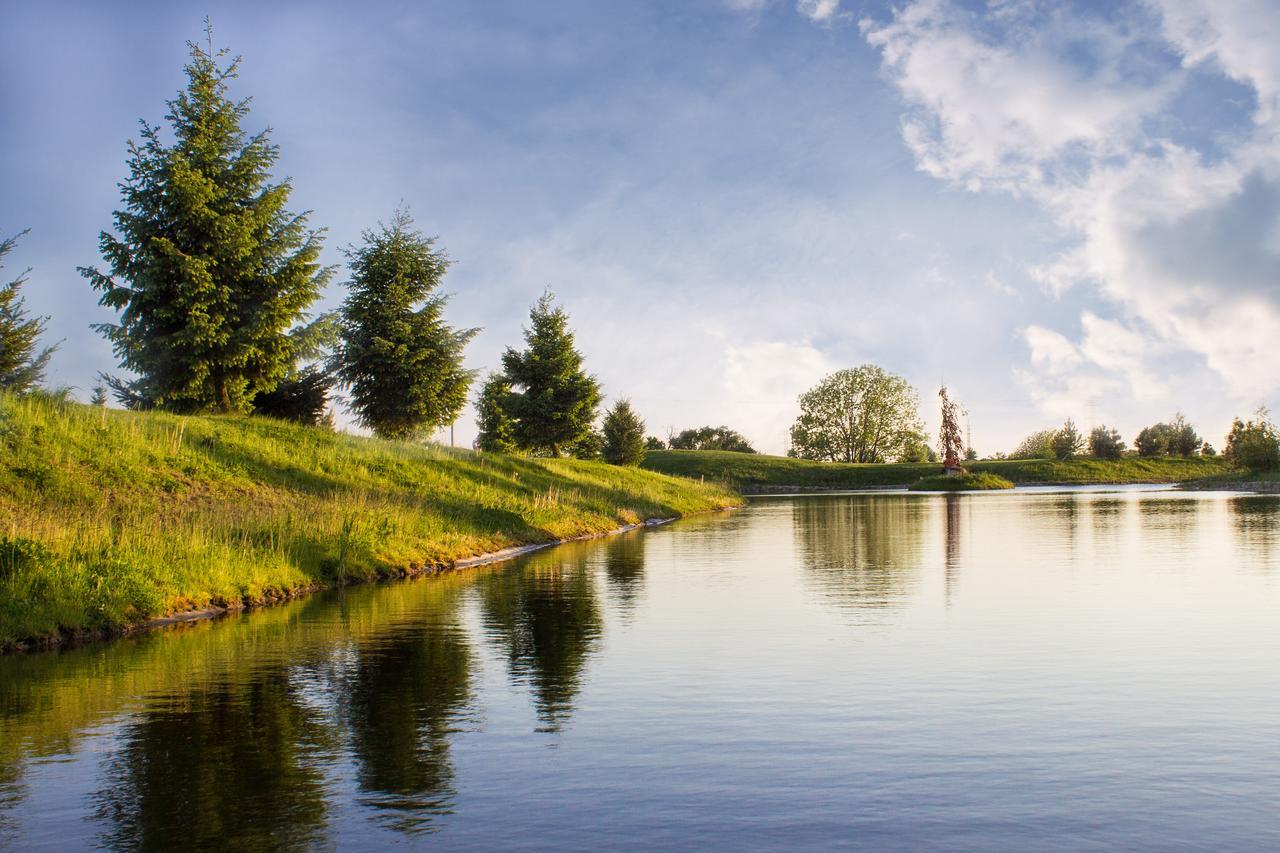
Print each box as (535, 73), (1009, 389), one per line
(80, 29), (329, 413)
(475, 372), (518, 453)
(602, 400), (646, 466)
(501, 293), (600, 456)
(0, 231), (57, 394)
(335, 211), (478, 439)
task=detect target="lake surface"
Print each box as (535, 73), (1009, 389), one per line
(2, 488), (1279, 850)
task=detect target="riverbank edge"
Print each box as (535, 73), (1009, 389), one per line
(739, 479), (1279, 494)
(8, 507), (739, 655)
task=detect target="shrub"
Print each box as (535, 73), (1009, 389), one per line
(1088, 425), (1125, 460)
(1010, 429), (1056, 459)
(1224, 409), (1280, 471)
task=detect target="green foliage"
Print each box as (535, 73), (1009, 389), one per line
(1010, 429), (1056, 460)
(1051, 419), (1084, 460)
(334, 211), (477, 439)
(567, 428), (605, 460)
(909, 472), (1014, 491)
(0, 392), (737, 647)
(788, 365), (923, 463)
(963, 447), (978, 462)
(1135, 414), (1201, 457)
(898, 431), (937, 463)
(644, 436), (666, 451)
(501, 293), (601, 456)
(1224, 409), (1280, 471)
(668, 425), (756, 453)
(1088, 425), (1125, 460)
(602, 400), (646, 466)
(251, 365), (331, 426)
(475, 372), (518, 453)
(0, 231), (57, 394)
(89, 385), (108, 407)
(643, 448), (1229, 489)
(80, 35), (329, 414)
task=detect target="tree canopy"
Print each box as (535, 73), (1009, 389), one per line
(668, 426), (756, 453)
(0, 231), (57, 394)
(500, 293), (600, 456)
(334, 211), (477, 439)
(787, 366), (923, 463)
(80, 32), (329, 413)
(475, 372), (518, 453)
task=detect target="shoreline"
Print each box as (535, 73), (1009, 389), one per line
(740, 480), (1280, 495)
(9, 513), (728, 656)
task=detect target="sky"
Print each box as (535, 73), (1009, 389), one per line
(3, 0), (1278, 455)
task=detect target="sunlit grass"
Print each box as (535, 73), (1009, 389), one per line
(0, 392), (738, 648)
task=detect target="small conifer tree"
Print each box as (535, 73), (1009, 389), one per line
(475, 372), (518, 453)
(335, 211), (478, 439)
(0, 231), (57, 393)
(602, 400), (646, 465)
(80, 28), (329, 413)
(501, 292), (600, 456)
(90, 384), (109, 407)
(1051, 418), (1084, 460)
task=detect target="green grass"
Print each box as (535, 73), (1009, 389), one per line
(908, 472), (1014, 491)
(642, 449), (1234, 490)
(0, 393), (738, 649)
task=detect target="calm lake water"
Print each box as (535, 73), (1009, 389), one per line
(2, 488), (1279, 850)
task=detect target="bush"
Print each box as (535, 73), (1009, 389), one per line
(1050, 419), (1084, 460)
(1224, 409), (1280, 471)
(669, 426), (756, 453)
(1010, 429), (1056, 459)
(1088, 425), (1125, 460)
(1136, 414), (1201, 457)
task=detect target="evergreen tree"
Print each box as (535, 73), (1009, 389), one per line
(475, 372), (518, 453)
(80, 29), (329, 414)
(501, 293), (600, 456)
(335, 211), (477, 439)
(1050, 418), (1084, 460)
(602, 400), (646, 466)
(253, 313), (338, 425)
(90, 384), (109, 407)
(0, 231), (57, 394)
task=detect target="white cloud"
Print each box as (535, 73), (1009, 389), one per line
(797, 0), (841, 24)
(864, 0), (1280, 424)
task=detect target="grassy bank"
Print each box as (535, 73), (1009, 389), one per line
(0, 393), (738, 650)
(642, 449), (1233, 490)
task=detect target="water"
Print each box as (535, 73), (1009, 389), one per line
(2, 488), (1279, 850)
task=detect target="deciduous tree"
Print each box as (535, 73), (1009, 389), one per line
(668, 426), (756, 453)
(787, 366), (923, 463)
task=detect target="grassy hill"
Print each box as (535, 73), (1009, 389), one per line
(0, 393), (738, 650)
(641, 449), (1233, 490)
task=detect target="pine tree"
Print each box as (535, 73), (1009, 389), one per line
(501, 292), (601, 456)
(335, 211), (478, 439)
(602, 400), (646, 466)
(252, 313), (338, 425)
(475, 372), (518, 453)
(0, 231), (57, 394)
(90, 384), (109, 407)
(79, 28), (329, 414)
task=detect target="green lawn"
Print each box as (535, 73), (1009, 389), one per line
(0, 393), (738, 649)
(641, 449), (1234, 490)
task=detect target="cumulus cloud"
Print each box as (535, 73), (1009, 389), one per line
(797, 0), (842, 24)
(864, 0), (1280, 422)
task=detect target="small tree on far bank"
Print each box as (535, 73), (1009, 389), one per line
(602, 400), (646, 466)
(475, 372), (518, 453)
(335, 211), (478, 440)
(501, 292), (600, 456)
(1010, 429), (1056, 459)
(0, 231), (57, 394)
(1051, 418), (1084, 460)
(668, 426), (756, 453)
(1224, 408), (1280, 471)
(1088, 425), (1125, 460)
(644, 436), (666, 451)
(1135, 414), (1201, 457)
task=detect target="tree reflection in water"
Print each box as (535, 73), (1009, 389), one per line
(342, 617), (473, 834)
(1229, 495), (1280, 563)
(476, 551), (603, 731)
(792, 495), (929, 610)
(598, 531), (646, 617)
(95, 669), (332, 851)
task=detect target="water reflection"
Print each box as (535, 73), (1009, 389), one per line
(944, 494), (962, 606)
(599, 531), (646, 616)
(475, 550), (603, 731)
(95, 668), (332, 850)
(343, 621), (472, 833)
(792, 495), (928, 609)
(1229, 495), (1280, 563)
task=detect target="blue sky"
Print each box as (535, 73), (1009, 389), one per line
(3, 0), (1278, 453)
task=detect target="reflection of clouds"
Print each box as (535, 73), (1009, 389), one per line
(793, 495), (929, 610)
